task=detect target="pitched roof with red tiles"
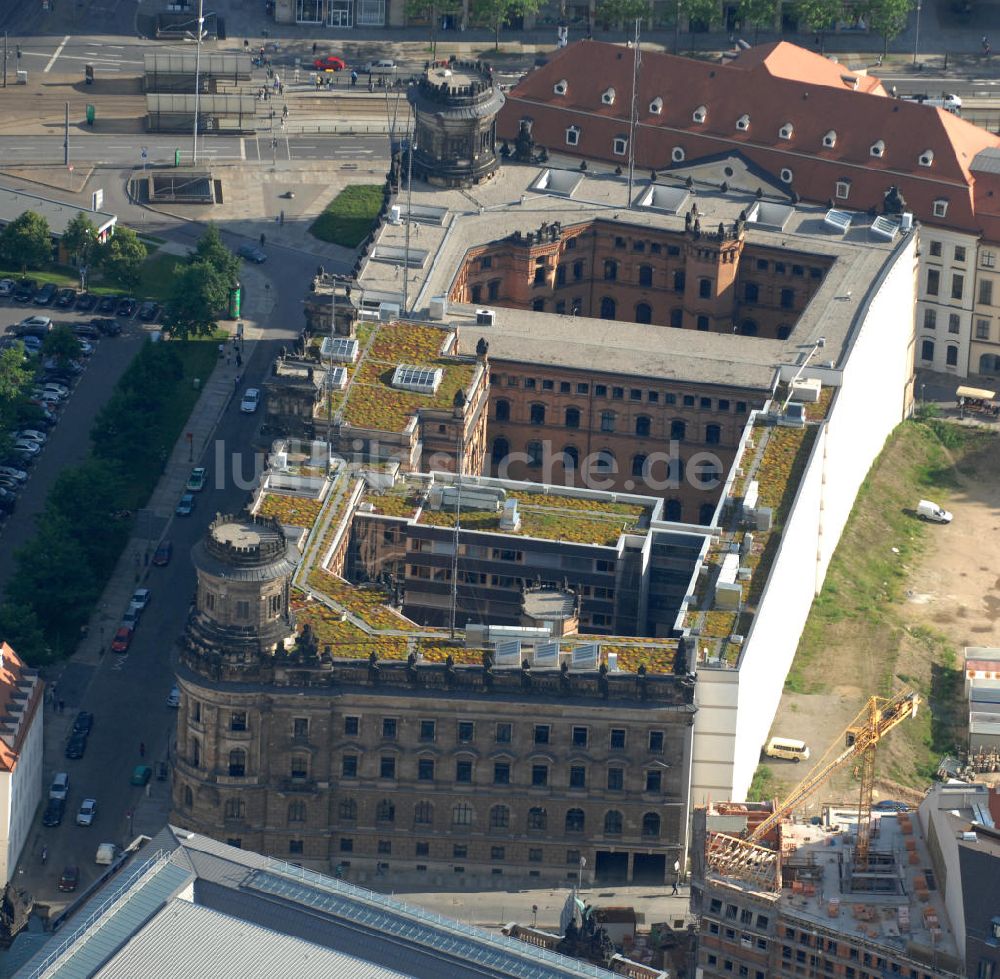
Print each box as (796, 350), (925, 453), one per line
(730, 40), (887, 95)
(501, 40), (1000, 236)
(0, 641), (42, 772)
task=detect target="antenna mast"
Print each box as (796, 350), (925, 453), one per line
(626, 17), (641, 208)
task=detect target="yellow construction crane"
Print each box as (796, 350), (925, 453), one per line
(706, 689), (919, 891)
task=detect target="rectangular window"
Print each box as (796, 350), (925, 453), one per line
(648, 390), (659, 402)
(342, 755), (358, 778)
(934, 200), (949, 218)
(927, 269), (940, 295)
(983, 250), (997, 268)
(457, 721), (474, 743)
(534, 725), (550, 745)
(456, 760), (473, 783)
(923, 308), (937, 330)
(718, 398), (730, 411)
(230, 711), (247, 732)
(381, 718), (397, 740)
(494, 762), (511, 784)
(648, 730), (664, 753)
(955, 245), (967, 263)
(607, 767), (624, 790)
(572, 726), (588, 747)
(531, 764), (549, 786)
(292, 717), (309, 740)
(529, 848), (543, 862)
(235, 600), (250, 620)
(569, 765), (586, 788)
(380, 756), (396, 779)
(524, 378), (536, 390)
(290, 756), (308, 779)
(418, 758), (435, 781)
(929, 240), (942, 257)
(419, 719), (436, 742)
(576, 383), (589, 394)
(780, 288), (795, 309)
(645, 769), (662, 792)
(835, 180), (850, 200)
(339, 838), (353, 852)
(980, 280), (994, 306)
(495, 723), (512, 743)
(415, 841), (429, 856)
(949, 313), (961, 334)
(377, 839), (391, 855)
(977, 318), (990, 339)
(612, 386), (624, 400)
(952, 273), (964, 300)
(595, 384), (607, 397)
(453, 844), (467, 859)
(541, 379), (554, 391)
(610, 728), (626, 749)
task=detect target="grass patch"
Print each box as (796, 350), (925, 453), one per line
(747, 765), (777, 802)
(309, 185), (383, 247)
(135, 251), (183, 303)
(0, 263), (118, 296)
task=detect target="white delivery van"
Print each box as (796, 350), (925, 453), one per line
(95, 843), (119, 865)
(763, 737), (810, 762)
(917, 499), (952, 523)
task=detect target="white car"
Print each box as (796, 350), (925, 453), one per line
(240, 387), (260, 413)
(77, 340), (94, 356)
(76, 798), (97, 827)
(166, 685), (181, 708)
(17, 430), (47, 444)
(12, 439), (40, 456)
(32, 390), (62, 405)
(42, 382), (69, 398)
(0, 279), (14, 296)
(131, 588), (151, 611)
(49, 772), (70, 801)
(0, 466), (27, 482)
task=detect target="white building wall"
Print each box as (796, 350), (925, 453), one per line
(691, 235), (917, 803)
(0, 702), (43, 884)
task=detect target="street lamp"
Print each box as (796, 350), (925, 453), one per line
(912, 1), (922, 67)
(192, 0), (206, 164)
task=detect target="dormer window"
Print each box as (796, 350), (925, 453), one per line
(823, 130), (837, 148)
(933, 199), (949, 218)
(780, 168), (793, 184)
(602, 87), (616, 105)
(649, 97), (663, 114)
(672, 146), (685, 163)
(553, 79), (568, 96)
(693, 105), (707, 124)
(919, 149), (934, 167)
(613, 135), (628, 156)
(565, 125), (580, 146)
(736, 114), (750, 132)
(870, 139), (885, 158)
(779, 122), (794, 140)
(835, 180), (851, 200)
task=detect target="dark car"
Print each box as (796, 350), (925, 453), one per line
(58, 865), (80, 892)
(238, 244), (267, 263)
(13, 279), (37, 303)
(137, 301), (160, 322)
(97, 295), (117, 314)
(74, 292), (97, 312)
(55, 288), (77, 308)
(42, 798), (65, 827)
(90, 317), (121, 337)
(116, 298), (137, 317)
(152, 540), (173, 566)
(72, 711), (94, 737)
(72, 323), (100, 341)
(33, 283), (57, 306)
(65, 735), (87, 759)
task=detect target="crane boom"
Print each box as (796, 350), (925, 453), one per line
(706, 690), (919, 890)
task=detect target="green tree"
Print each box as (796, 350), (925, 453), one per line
(795, 0), (844, 52)
(736, 0), (778, 42)
(96, 225), (147, 289)
(859, 0), (912, 55)
(0, 602), (49, 664)
(595, 0), (649, 29)
(193, 223), (240, 285)
(0, 345), (32, 406)
(0, 210), (52, 271)
(471, 0), (542, 50)
(404, 0), (461, 60)
(163, 260), (229, 338)
(61, 212), (99, 268)
(42, 324), (82, 366)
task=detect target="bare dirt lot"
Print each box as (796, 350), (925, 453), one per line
(756, 418), (999, 811)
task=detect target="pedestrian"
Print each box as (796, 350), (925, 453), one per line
(278, 81), (284, 96)
(139, 742), (146, 758)
(236, 352), (242, 367)
(671, 876), (679, 895)
(350, 69), (357, 87)
(260, 232), (266, 247)
(234, 376), (240, 392)
(58, 699), (64, 713)
(312, 41), (317, 55)
(218, 342), (225, 357)
(226, 350), (231, 365)
(984, 35), (992, 57)
(282, 103), (288, 119)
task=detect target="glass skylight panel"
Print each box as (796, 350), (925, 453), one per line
(391, 365), (443, 394)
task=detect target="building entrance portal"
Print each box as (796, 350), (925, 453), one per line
(595, 851), (629, 884)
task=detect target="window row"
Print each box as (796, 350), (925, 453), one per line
(925, 268), (964, 300)
(919, 339), (960, 367)
(186, 706), (311, 741)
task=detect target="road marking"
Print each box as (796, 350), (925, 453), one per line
(239, 139), (246, 161)
(46, 53), (144, 66)
(44, 36), (71, 74)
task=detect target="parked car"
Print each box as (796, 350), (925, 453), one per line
(90, 317), (121, 337)
(313, 55), (346, 71)
(97, 295), (117, 314)
(166, 685), (181, 708)
(15, 315), (52, 336)
(72, 323), (100, 341)
(175, 493), (195, 516)
(75, 292), (97, 312)
(31, 391), (63, 407)
(11, 439), (40, 458)
(362, 59), (396, 73)
(917, 499), (952, 523)
(44, 356), (82, 373)
(0, 466), (27, 482)
(240, 388), (260, 413)
(76, 798), (97, 826)
(130, 765), (152, 786)
(110, 626), (133, 653)
(152, 540), (173, 566)
(116, 297), (137, 317)
(65, 735), (87, 759)
(131, 587), (151, 611)
(42, 799), (65, 827)
(186, 467), (207, 491)
(58, 866), (80, 892)
(50, 772), (70, 800)
(95, 843), (118, 865)
(121, 605), (142, 630)
(238, 244), (267, 263)
(13, 279), (37, 302)
(0, 477), (20, 493)
(137, 301), (160, 322)
(55, 288), (77, 308)
(77, 340), (95, 357)
(20, 336), (42, 354)
(17, 430), (48, 444)
(33, 283), (57, 306)
(72, 711), (94, 736)
(0, 279), (14, 296)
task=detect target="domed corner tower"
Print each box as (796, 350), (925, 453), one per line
(185, 512), (299, 667)
(406, 60), (506, 188)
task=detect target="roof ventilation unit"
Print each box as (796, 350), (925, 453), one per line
(790, 377), (821, 403)
(780, 168), (793, 184)
(649, 97), (663, 114)
(693, 105), (707, 123)
(429, 296), (448, 321)
(602, 87), (616, 105)
(823, 130), (837, 148)
(672, 146), (685, 163)
(919, 149), (934, 167)
(389, 204), (402, 224)
(553, 79), (568, 95)
(870, 139), (885, 158)
(476, 308), (496, 326)
(779, 122), (793, 140)
(499, 498), (521, 532)
(778, 402), (806, 428)
(378, 302), (400, 322)
(736, 113), (750, 131)
(901, 212), (914, 232)
(391, 365), (443, 395)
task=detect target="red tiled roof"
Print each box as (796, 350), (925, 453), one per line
(501, 41), (1000, 235)
(0, 642), (40, 772)
(730, 40), (887, 95)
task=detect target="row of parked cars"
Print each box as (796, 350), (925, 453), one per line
(0, 278), (160, 322)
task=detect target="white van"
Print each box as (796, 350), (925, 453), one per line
(49, 772), (70, 801)
(763, 737), (810, 762)
(917, 499), (952, 523)
(95, 842), (119, 865)
(363, 59), (396, 74)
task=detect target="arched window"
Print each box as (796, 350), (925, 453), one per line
(338, 798), (357, 821)
(635, 302), (652, 324)
(638, 265), (653, 286)
(670, 419), (686, 440)
(604, 810), (623, 835)
(529, 403), (546, 425)
(228, 749), (246, 778)
(452, 802), (474, 826)
(642, 811), (661, 838)
(705, 423), (721, 444)
(376, 799), (396, 823)
(414, 800), (433, 825)
(224, 797), (245, 820)
(191, 739), (201, 768)
(635, 415), (651, 437)
(699, 502), (716, 524)
(739, 320), (758, 336)
(182, 785), (193, 808)
(526, 440), (544, 467)
(565, 808), (586, 832)
(604, 259), (618, 281)
(562, 446), (579, 470)
(288, 800), (306, 823)
(670, 308), (683, 328)
(564, 406), (580, 428)
(527, 807), (547, 831)
(491, 437), (509, 468)
(980, 353), (1000, 373)
(665, 499), (682, 521)
(673, 270), (685, 292)
(495, 398), (510, 422)
(631, 454), (647, 478)
(490, 804), (510, 829)
(600, 297), (616, 320)
(593, 449), (616, 474)
(920, 339), (935, 361)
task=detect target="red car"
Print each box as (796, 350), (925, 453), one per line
(152, 540), (172, 567)
(111, 626), (133, 654)
(313, 55), (346, 72)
